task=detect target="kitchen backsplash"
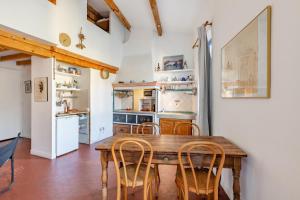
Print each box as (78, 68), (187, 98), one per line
(159, 92), (196, 112)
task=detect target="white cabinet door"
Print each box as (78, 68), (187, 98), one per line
(56, 116), (79, 156)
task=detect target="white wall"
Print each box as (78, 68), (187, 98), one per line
(22, 64), (32, 138)
(0, 0), (124, 68)
(152, 31), (194, 73)
(0, 0), (125, 147)
(117, 28), (194, 82)
(211, 1), (300, 199)
(0, 62), (23, 140)
(90, 69), (115, 143)
(0, 61), (31, 140)
(31, 57), (56, 159)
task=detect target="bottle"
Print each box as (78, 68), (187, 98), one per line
(157, 63), (161, 71)
(183, 61), (188, 69)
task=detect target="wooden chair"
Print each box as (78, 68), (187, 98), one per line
(136, 122), (160, 135)
(136, 122), (161, 194)
(175, 141), (225, 200)
(173, 122), (201, 136)
(112, 137), (155, 200)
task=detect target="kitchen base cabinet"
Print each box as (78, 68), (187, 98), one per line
(56, 116), (79, 156)
(113, 124), (131, 135)
(160, 118), (192, 135)
(113, 124), (153, 135)
(132, 125), (153, 134)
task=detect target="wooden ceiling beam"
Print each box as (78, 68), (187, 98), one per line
(16, 59), (31, 66)
(0, 53), (31, 62)
(104, 0), (131, 31)
(0, 28), (119, 73)
(48, 0), (56, 5)
(149, 0), (163, 36)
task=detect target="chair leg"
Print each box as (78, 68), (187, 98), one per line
(176, 181), (183, 200)
(207, 193), (214, 200)
(154, 166), (159, 198)
(10, 157), (14, 185)
(155, 164), (161, 183)
(122, 186), (128, 200)
(149, 183), (153, 200)
(180, 188), (185, 200)
(177, 189), (181, 200)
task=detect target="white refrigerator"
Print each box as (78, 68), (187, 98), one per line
(56, 115), (79, 156)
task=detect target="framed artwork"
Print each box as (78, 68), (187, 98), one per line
(221, 6), (271, 98)
(24, 80), (32, 93)
(163, 55), (184, 71)
(34, 77), (48, 102)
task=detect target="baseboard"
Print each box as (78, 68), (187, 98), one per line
(30, 149), (56, 159)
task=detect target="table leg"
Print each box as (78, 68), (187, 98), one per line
(101, 151), (108, 200)
(232, 157), (241, 200)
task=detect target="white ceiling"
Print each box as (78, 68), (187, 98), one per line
(88, 0), (214, 34)
(117, 0), (214, 33)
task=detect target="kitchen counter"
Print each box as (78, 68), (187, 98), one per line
(56, 111), (89, 117)
(157, 111), (197, 120)
(113, 110), (156, 114)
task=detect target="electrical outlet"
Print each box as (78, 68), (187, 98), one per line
(99, 127), (105, 133)
(175, 99), (181, 107)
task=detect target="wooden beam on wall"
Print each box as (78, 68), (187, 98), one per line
(149, 0), (163, 36)
(16, 59), (31, 66)
(0, 53), (31, 62)
(0, 28), (119, 73)
(0, 29), (53, 57)
(104, 0), (131, 31)
(52, 47), (119, 73)
(48, 0), (56, 5)
(0, 46), (7, 52)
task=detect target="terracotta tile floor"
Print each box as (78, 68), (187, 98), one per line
(0, 138), (229, 200)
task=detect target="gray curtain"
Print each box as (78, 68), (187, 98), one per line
(197, 25), (212, 136)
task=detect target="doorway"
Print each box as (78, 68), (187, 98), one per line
(0, 48), (32, 140)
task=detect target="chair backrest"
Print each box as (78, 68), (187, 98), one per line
(178, 141), (225, 200)
(111, 137), (154, 200)
(173, 122), (201, 136)
(0, 132), (21, 166)
(136, 122), (160, 135)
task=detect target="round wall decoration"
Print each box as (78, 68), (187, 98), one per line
(59, 33), (71, 47)
(100, 69), (110, 79)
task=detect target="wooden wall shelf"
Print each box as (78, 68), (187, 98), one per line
(155, 69), (194, 73)
(159, 81), (195, 85)
(112, 81), (159, 88)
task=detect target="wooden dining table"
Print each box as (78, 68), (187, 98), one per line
(95, 134), (247, 200)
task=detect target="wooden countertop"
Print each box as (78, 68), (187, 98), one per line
(56, 111), (89, 117)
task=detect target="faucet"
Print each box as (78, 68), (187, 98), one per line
(62, 100), (69, 113)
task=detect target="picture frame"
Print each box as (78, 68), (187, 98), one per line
(34, 77), (48, 102)
(221, 6), (271, 98)
(24, 80), (32, 93)
(163, 55), (184, 71)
